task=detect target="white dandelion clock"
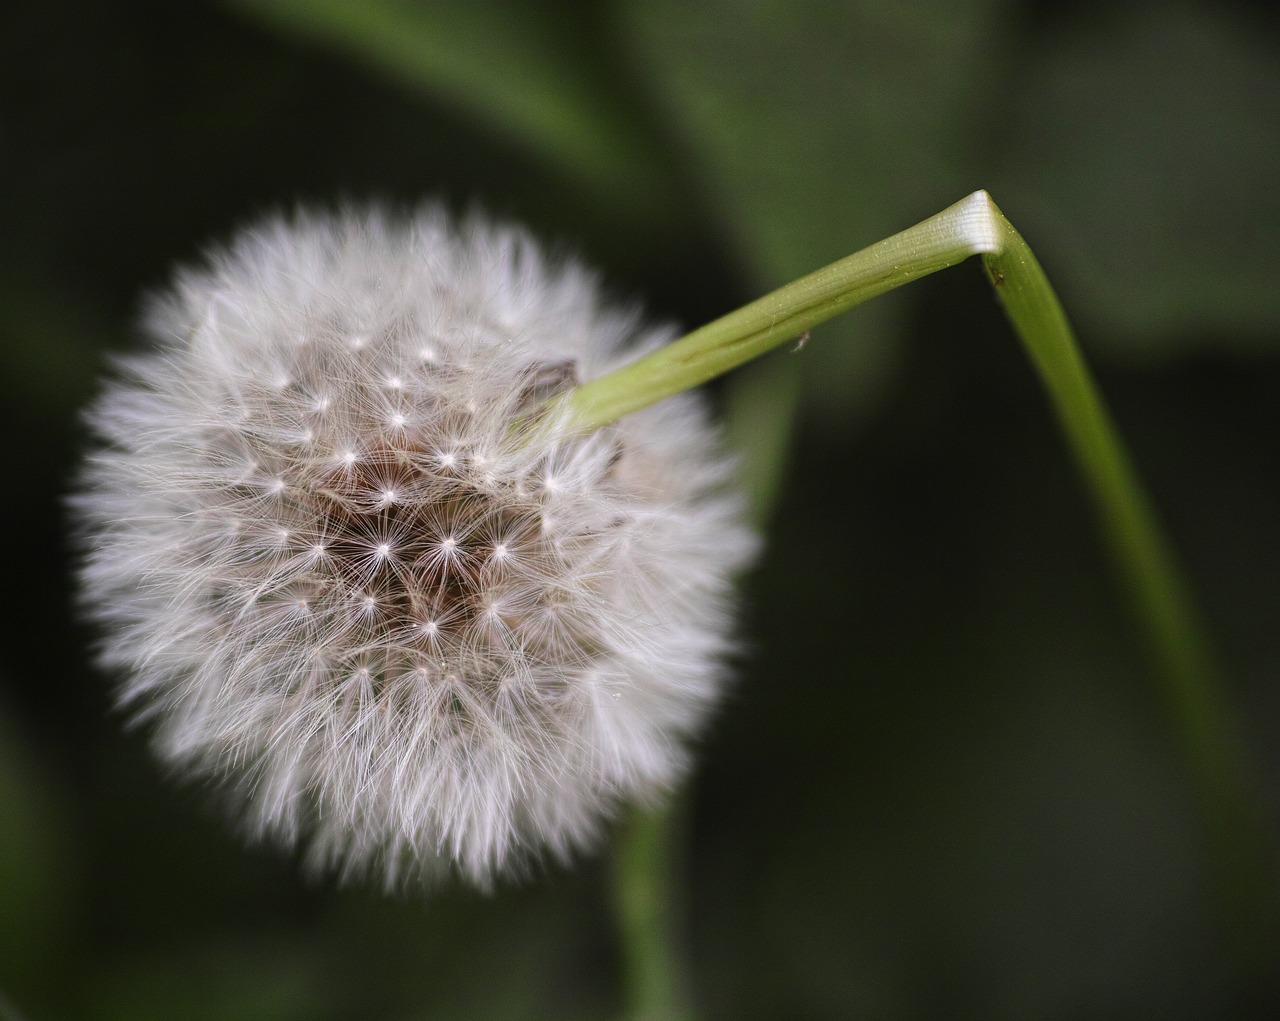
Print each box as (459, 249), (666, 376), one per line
(72, 206), (755, 888)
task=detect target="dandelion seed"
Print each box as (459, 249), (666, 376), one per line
(71, 205), (755, 888)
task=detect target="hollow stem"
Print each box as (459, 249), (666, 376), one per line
(612, 799), (695, 1021)
(976, 204), (1275, 947)
(561, 191), (1001, 433)
(571, 191), (1272, 950)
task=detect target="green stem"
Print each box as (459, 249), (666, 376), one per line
(978, 206), (1274, 943)
(568, 190), (1271, 938)
(980, 208), (1225, 777)
(561, 191), (1001, 433)
(612, 799), (694, 1021)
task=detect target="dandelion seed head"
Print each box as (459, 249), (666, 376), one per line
(71, 205), (755, 889)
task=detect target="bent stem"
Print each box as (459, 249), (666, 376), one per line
(585, 191), (1273, 1005)
(562, 192), (1002, 433)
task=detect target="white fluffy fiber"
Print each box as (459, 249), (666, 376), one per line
(73, 206), (754, 888)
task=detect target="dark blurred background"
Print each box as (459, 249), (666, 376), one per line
(2, 1), (1279, 1018)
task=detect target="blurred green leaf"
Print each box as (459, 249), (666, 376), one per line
(995, 3), (1280, 356)
(619, 0), (1014, 423)
(222, 0), (678, 219)
(723, 358), (803, 526)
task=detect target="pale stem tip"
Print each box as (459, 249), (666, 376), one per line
(952, 190), (1005, 256)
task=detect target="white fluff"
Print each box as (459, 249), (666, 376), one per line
(71, 206), (755, 888)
